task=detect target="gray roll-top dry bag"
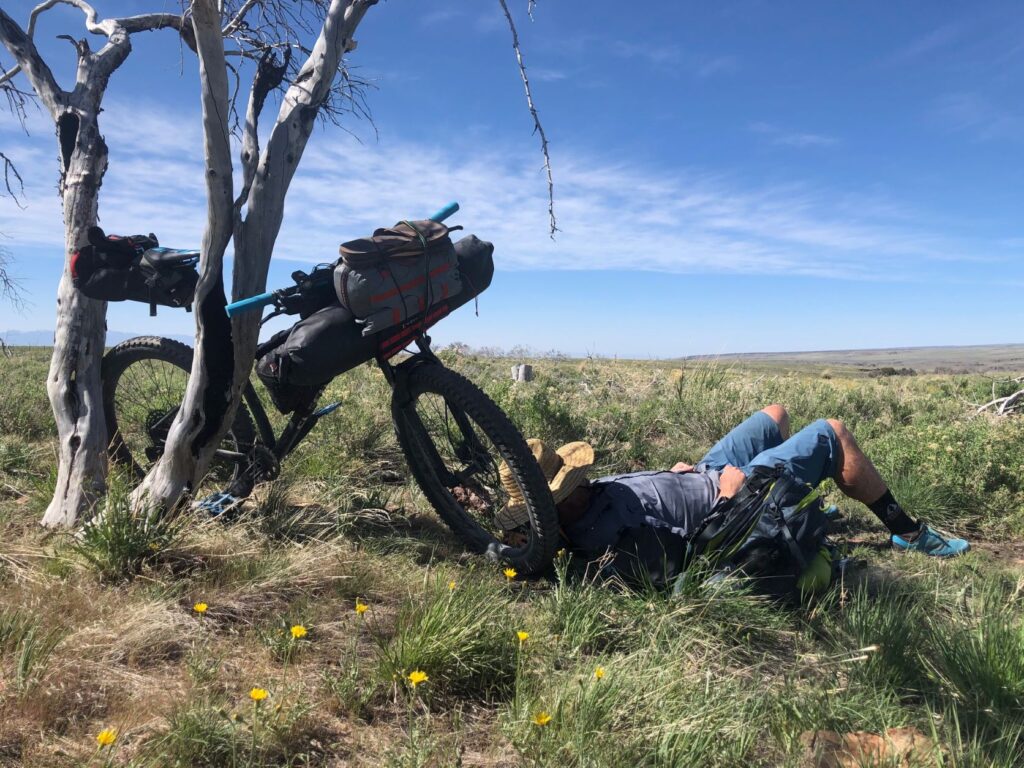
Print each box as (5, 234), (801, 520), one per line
(334, 219), (463, 336)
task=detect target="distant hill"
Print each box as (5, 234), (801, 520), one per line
(682, 343), (1024, 374)
(1, 329), (195, 347)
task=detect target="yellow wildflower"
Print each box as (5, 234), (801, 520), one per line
(531, 711), (552, 726)
(594, 666), (606, 680)
(503, 567), (517, 581)
(96, 728), (117, 747)
(448, 580), (457, 591)
(249, 687), (269, 702)
(290, 624), (307, 639)
(408, 670), (428, 688)
(355, 600), (368, 615)
(517, 630), (530, 644)
(193, 602), (208, 614)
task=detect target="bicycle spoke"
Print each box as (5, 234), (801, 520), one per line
(410, 391), (521, 535)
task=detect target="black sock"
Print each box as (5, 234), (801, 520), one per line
(867, 490), (919, 536)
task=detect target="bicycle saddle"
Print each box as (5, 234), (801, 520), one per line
(143, 247), (200, 267)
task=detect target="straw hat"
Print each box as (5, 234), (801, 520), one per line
(496, 439), (595, 529)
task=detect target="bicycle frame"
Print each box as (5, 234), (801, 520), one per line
(211, 335), (447, 487)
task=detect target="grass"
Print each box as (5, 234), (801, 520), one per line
(1, 346), (1024, 765)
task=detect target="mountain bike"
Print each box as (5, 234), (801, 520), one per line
(100, 203), (559, 575)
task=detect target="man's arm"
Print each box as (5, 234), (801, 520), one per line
(673, 460), (746, 499)
(716, 465), (746, 500)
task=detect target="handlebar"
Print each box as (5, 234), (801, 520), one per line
(225, 291), (276, 318)
(225, 201), (460, 318)
(429, 201), (459, 222)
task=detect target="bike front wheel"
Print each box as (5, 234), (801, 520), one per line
(101, 336), (256, 482)
(392, 362), (559, 576)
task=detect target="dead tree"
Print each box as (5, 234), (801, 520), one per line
(133, 0), (378, 513)
(2, 0), (553, 524)
(976, 377), (1024, 417)
(136, 0), (555, 515)
(0, 2), (184, 527)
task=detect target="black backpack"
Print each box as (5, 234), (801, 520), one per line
(722, 465), (833, 599)
(71, 227), (200, 315)
(608, 464), (833, 599)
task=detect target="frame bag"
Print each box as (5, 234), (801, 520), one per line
(71, 226), (199, 315)
(334, 219), (462, 336)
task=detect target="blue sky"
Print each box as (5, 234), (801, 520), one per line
(1, 0), (1022, 357)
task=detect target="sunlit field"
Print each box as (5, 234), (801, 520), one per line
(2, 346), (1024, 766)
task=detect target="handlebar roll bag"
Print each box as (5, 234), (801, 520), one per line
(334, 219), (463, 336)
(258, 235), (493, 414)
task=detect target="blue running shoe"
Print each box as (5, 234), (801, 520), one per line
(195, 492), (242, 518)
(891, 524), (970, 558)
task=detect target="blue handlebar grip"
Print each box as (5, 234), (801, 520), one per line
(225, 291), (275, 317)
(429, 201), (459, 222)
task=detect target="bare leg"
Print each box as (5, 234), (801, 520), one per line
(762, 404), (790, 440)
(826, 418), (925, 538)
(826, 418), (887, 504)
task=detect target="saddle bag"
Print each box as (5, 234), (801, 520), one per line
(335, 219), (462, 336)
(71, 227), (200, 315)
(258, 234), (493, 413)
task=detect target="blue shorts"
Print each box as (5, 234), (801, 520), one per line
(698, 411), (839, 501)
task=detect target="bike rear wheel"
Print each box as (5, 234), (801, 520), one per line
(102, 336), (255, 481)
(392, 362), (559, 576)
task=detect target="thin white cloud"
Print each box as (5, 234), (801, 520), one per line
(749, 121), (839, 148)
(0, 100), (1015, 286)
(888, 22), (964, 64)
(696, 55), (739, 78)
(611, 41), (682, 67)
(932, 92), (1024, 141)
(531, 67), (569, 82)
(603, 40), (738, 78)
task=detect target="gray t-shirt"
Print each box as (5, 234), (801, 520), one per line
(563, 470), (720, 558)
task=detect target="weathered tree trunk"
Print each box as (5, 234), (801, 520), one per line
(132, 0), (239, 509)
(135, 0), (376, 512)
(42, 109), (110, 527)
(1, 6), (182, 527)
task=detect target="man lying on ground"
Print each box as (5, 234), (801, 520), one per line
(501, 405), (968, 585)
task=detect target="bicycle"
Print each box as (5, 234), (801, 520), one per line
(100, 203), (559, 575)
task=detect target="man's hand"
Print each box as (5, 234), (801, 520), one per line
(717, 465), (747, 500)
(670, 462), (694, 473)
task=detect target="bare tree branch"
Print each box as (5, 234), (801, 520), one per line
(0, 245), (25, 309)
(235, 46), (290, 212)
(223, 0), (262, 36)
(0, 152), (24, 207)
(497, 0), (557, 236)
(0, 8), (66, 115)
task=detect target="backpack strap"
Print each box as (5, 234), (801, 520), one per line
(766, 475), (822, 570)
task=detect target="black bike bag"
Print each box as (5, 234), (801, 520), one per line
(71, 227), (199, 316)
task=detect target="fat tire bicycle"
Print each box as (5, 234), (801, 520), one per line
(100, 204), (559, 576)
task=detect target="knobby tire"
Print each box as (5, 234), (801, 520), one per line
(101, 336), (255, 480)
(393, 362), (559, 576)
